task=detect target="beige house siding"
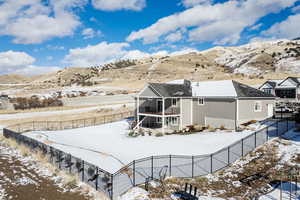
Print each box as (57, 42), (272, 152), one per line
(181, 98), (192, 127)
(202, 99), (236, 129)
(237, 99), (275, 125)
(192, 98), (206, 125)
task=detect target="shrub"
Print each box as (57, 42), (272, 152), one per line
(220, 125), (226, 130)
(155, 133), (164, 137)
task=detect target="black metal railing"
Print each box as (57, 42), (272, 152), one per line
(3, 115), (296, 199)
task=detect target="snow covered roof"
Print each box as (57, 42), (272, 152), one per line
(192, 80), (275, 98)
(192, 80), (237, 97)
(167, 79), (186, 85)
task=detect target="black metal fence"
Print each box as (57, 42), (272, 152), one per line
(5, 111), (133, 133)
(3, 116), (296, 199)
(111, 117), (296, 199)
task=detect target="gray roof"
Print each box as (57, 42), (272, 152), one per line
(149, 83), (192, 97)
(146, 80), (274, 98)
(233, 81), (275, 98)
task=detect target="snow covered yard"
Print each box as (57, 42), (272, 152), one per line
(130, 128), (300, 200)
(23, 120), (262, 173)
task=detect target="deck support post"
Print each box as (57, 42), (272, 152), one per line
(162, 98), (165, 134)
(137, 97), (140, 129)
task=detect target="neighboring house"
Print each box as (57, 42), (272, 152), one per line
(135, 80), (275, 132)
(0, 95), (10, 110)
(259, 77), (300, 101)
(258, 79), (283, 96)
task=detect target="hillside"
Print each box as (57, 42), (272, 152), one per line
(2, 39), (300, 91)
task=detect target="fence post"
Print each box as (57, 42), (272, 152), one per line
(266, 126), (269, 141)
(210, 154), (213, 173)
(82, 160), (85, 182)
(95, 167), (98, 190)
(151, 156), (154, 179)
(286, 118), (288, 132)
(111, 174), (114, 200)
(33, 121), (35, 131)
(60, 121), (62, 130)
(228, 146), (230, 165)
(276, 121), (279, 137)
(241, 139), (244, 156)
(133, 160), (136, 186)
(94, 117), (96, 126)
(254, 131), (257, 147)
(58, 151), (61, 169)
(192, 156), (194, 178)
(169, 155), (172, 177)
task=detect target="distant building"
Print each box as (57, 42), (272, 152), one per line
(135, 79), (275, 132)
(259, 77), (300, 101)
(0, 94), (10, 110)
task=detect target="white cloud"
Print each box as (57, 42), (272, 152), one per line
(92, 0), (146, 11)
(181, 0), (211, 7)
(0, 50), (60, 75)
(127, 0), (297, 45)
(262, 14), (300, 39)
(82, 28), (102, 39)
(165, 31), (183, 42)
(122, 50), (150, 60)
(63, 42), (130, 66)
(0, 0), (87, 44)
(0, 51), (35, 74)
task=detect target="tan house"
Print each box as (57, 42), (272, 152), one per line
(135, 80), (275, 132)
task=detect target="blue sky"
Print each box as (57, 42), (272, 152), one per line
(0, 0), (300, 75)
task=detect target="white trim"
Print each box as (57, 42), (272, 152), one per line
(236, 98), (239, 121)
(137, 96), (140, 128)
(180, 98), (183, 129)
(162, 98), (165, 134)
(190, 99), (193, 125)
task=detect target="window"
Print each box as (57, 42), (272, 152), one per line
(171, 98), (178, 107)
(263, 88), (272, 94)
(198, 98), (204, 105)
(254, 101), (262, 112)
(167, 117), (178, 125)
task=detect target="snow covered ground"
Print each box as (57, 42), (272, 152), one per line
(24, 120), (261, 173)
(0, 103), (133, 121)
(259, 182), (299, 200)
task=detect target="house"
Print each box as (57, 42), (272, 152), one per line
(0, 94), (11, 110)
(259, 77), (300, 101)
(135, 80), (275, 132)
(258, 79), (283, 96)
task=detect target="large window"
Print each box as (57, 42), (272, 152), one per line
(275, 89), (296, 98)
(254, 101), (262, 112)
